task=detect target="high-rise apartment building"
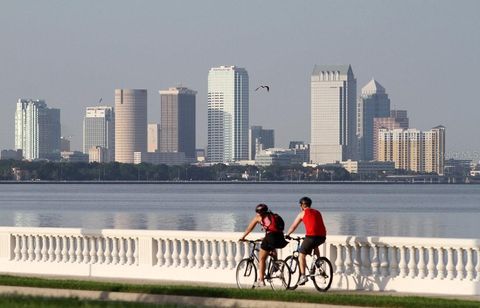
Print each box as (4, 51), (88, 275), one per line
(114, 89), (147, 163)
(310, 65), (357, 164)
(377, 126), (445, 175)
(83, 106), (115, 161)
(249, 125), (274, 160)
(373, 110), (409, 160)
(357, 79), (391, 161)
(15, 99), (61, 160)
(147, 123), (161, 153)
(159, 87), (196, 159)
(207, 66), (249, 163)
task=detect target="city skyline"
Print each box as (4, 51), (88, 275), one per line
(1, 1), (479, 159)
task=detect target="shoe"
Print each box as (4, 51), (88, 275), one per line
(297, 275), (308, 286)
(254, 280), (267, 289)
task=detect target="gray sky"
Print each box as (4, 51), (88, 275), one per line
(1, 0), (479, 160)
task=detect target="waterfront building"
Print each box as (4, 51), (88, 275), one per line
(310, 65), (357, 164)
(249, 125), (274, 160)
(159, 87), (197, 159)
(133, 151), (187, 166)
(60, 151), (89, 163)
(207, 66), (249, 163)
(60, 137), (71, 152)
(357, 79), (391, 161)
(340, 159), (395, 175)
(88, 146), (110, 163)
(196, 149), (206, 162)
(114, 89), (147, 163)
(255, 148), (307, 166)
(83, 106), (115, 162)
(373, 110), (409, 160)
(147, 124), (161, 152)
(377, 126), (445, 175)
(15, 99), (61, 160)
(0, 149), (23, 160)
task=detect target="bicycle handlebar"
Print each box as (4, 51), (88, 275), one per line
(285, 235), (304, 241)
(238, 239), (262, 244)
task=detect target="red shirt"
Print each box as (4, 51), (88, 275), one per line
(303, 208), (326, 236)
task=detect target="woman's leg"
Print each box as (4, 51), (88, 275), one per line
(258, 248), (269, 282)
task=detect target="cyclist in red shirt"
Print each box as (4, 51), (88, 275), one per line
(285, 196), (327, 286)
(239, 203), (288, 288)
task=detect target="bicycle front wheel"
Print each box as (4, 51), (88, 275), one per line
(266, 259), (291, 291)
(311, 257), (333, 292)
(284, 256), (300, 290)
(236, 258), (257, 289)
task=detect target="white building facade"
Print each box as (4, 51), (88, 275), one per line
(207, 66), (249, 163)
(15, 99), (61, 160)
(310, 65), (357, 164)
(83, 106), (115, 162)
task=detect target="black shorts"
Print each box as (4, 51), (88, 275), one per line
(299, 236), (326, 255)
(261, 232), (289, 251)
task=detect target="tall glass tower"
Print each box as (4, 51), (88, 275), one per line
(207, 66), (249, 163)
(15, 99), (61, 160)
(83, 106), (115, 161)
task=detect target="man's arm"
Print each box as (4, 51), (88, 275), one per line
(286, 212), (303, 236)
(239, 216), (260, 240)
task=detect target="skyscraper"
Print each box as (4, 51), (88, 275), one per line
(207, 66), (249, 163)
(159, 87), (197, 159)
(249, 125), (274, 160)
(147, 123), (161, 153)
(114, 89), (147, 163)
(83, 106), (115, 161)
(15, 99), (61, 160)
(357, 79), (391, 161)
(373, 110), (409, 160)
(310, 65), (357, 164)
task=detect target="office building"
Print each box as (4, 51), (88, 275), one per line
(148, 124), (161, 152)
(159, 87), (196, 159)
(88, 146), (110, 163)
(373, 110), (409, 160)
(133, 151), (187, 166)
(15, 99), (61, 160)
(1, 149), (23, 160)
(207, 66), (249, 163)
(249, 125), (274, 160)
(377, 126), (445, 175)
(114, 89), (147, 163)
(83, 106), (114, 161)
(60, 137), (71, 152)
(310, 65), (357, 164)
(340, 160), (395, 175)
(357, 79), (391, 161)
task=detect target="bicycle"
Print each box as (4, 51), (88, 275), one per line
(284, 236), (333, 292)
(236, 239), (291, 290)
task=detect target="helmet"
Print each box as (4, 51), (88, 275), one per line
(255, 203), (269, 214)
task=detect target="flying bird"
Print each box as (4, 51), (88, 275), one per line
(255, 85), (270, 92)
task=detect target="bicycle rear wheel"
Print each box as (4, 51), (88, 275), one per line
(266, 259), (291, 291)
(284, 256), (300, 290)
(311, 257), (333, 292)
(236, 258), (257, 289)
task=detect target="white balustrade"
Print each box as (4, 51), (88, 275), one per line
(0, 227), (479, 295)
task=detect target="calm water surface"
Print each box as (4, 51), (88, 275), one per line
(0, 184), (479, 239)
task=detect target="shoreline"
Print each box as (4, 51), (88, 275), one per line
(0, 180), (477, 184)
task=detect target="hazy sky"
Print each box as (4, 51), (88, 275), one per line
(1, 0), (479, 160)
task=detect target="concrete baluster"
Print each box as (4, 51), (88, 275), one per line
(475, 248), (480, 282)
(96, 238), (104, 264)
(437, 247), (446, 279)
(227, 241), (235, 269)
(399, 246), (407, 278)
(89, 237), (97, 264)
(234, 242), (243, 268)
(46, 236), (55, 262)
(75, 236), (83, 263)
(380, 245), (389, 277)
(68, 237), (75, 263)
(163, 239), (172, 267)
(187, 239), (195, 268)
(211, 240), (220, 269)
(119, 238), (126, 265)
(360, 244), (370, 276)
(62, 236), (68, 262)
(345, 244), (353, 275)
(27, 235), (34, 261)
(417, 246), (426, 278)
(427, 247), (436, 279)
(104, 238), (112, 264)
(408, 246), (416, 278)
(335, 244), (344, 274)
(371, 244), (379, 276)
(134, 238), (139, 266)
(465, 248), (474, 281)
(112, 238), (119, 265)
(20, 235), (28, 261)
(446, 247), (455, 280)
(82, 237), (89, 264)
(34, 235), (41, 262)
(456, 248), (465, 280)
(13, 235), (21, 261)
(171, 239), (179, 267)
(389, 246), (399, 277)
(41, 235), (49, 262)
(219, 240), (227, 269)
(202, 240), (212, 268)
(194, 239), (203, 268)
(353, 243), (361, 276)
(126, 238), (133, 265)
(156, 239), (164, 266)
(179, 239), (188, 268)
(54, 236), (62, 262)
(242, 242), (250, 259)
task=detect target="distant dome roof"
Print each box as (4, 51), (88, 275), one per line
(361, 79), (386, 95)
